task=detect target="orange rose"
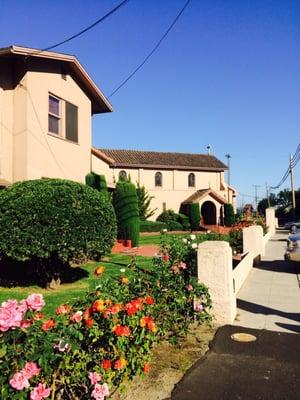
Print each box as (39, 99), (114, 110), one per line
(143, 363), (151, 373)
(92, 300), (105, 313)
(42, 319), (56, 331)
(120, 276), (129, 284)
(95, 266), (105, 276)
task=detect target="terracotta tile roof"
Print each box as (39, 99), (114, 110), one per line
(182, 189), (227, 204)
(92, 148), (227, 171)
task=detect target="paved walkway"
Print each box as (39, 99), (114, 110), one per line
(233, 230), (300, 333)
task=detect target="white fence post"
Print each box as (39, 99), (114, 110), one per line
(265, 207), (276, 235)
(243, 225), (264, 262)
(197, 241), (236, 325)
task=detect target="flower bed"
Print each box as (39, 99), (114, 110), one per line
(0, 235), (211, 399)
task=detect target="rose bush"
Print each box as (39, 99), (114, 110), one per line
(0, 234), (211, 399)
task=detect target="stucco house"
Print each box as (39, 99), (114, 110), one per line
(0, 45), (236, 226)
(92, 148), (237, 223)
(0, 45), (112, 187)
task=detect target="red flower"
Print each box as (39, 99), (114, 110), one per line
(113, 325), (131, 336)
(84, 318), (94, 327)
(83, 307), (92, 320)
(33, 313), (45, 321)
(92, 300), (105, 313)
(42, 319), (56, 331)
(55, 304), (71, 315)
(114, 358), (126, 369)
(140, 316), (157, 332)
(162, 254), (170, 262)
(145, 296), (155, 305)
(102, 359), (112, 370)
(143, 363), (151, 373)
(125, 299), (143, 316)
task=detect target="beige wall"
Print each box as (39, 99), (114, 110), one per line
(0, 60), (93, 185)
(91, 157), (231, 221)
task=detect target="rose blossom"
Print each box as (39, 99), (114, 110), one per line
(26, 294), (45, 312)
(194, 303), (204, 312)
(89, 371), (102, 385)
(22, 362), (41, 379)
(9, 372), (30, 391)
(30, 383), (51, 400)
(190, 234), (196, 240)
(70, 311), (83, 323)
(191, 243), (198, 249)
(91, 383), (109, 400)
(182, 238), (188, 244)
(186, 284), (193, 292)
(101, 359), (111, 370)
(0, 301), (24, 332)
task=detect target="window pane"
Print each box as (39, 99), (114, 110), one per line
(49, 115), (59, 134)
(119, 170), (127, 181)
(65, 102), (78, 142)
(189, 173), (195, 187)
(49, 95), (60, 116)
(155, 172), (162, 187)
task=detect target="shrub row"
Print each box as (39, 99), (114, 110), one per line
(139, 220), (167, 232)
(156, 210), (191, 231)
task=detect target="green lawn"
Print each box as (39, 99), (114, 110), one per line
(139, 233), (188, 245)
(0, 254), (153, 315)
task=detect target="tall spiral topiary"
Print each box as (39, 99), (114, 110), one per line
(113, 181), (140, 247)
(180, 203), (200, 231)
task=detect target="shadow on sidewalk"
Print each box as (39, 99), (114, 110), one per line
(237, 298), (300, 326)
(254, 259), (300, 274)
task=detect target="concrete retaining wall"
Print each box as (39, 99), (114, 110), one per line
(233, 251), (254, 294)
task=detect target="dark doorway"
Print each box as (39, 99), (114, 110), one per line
(201, 201), (217, 225)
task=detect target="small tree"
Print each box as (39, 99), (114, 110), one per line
(136, 184), (157, 220)
(224, 203), (235, 227)
(113, 181), (140, 247)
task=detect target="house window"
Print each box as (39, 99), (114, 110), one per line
(155, 172), (162, 187)
(188, 173), (195, 187)
(119, 170), (127, 181)
(48, 94), (78, 143)
(48, 95), (60, 134)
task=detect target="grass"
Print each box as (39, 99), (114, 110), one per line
(139, 232), (230, 246)
(0, 254), (153, 315)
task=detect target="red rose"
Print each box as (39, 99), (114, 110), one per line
(42, 319), (56, 331)
(145, 296), (155, 305)
(113, 325), (131, 336)
(84, 318), (94, 327)
(143, 363), (151, 373)
(102, 359), (111, 370)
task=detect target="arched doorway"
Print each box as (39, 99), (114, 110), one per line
(201, 201), (217, 225)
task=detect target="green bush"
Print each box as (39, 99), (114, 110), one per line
(176, 213), (191, 231)
(140, 220), (167, 232)
(180, 203), (200, 230)
(224, 203), (235, 227)
(0, 179), (117, 283)
(156, 209), (177, 225)
(113, 181), (140, 247)
(86, 172), (108, 196)
(168, 220), (183, 231)
(229, 229), (243, 253)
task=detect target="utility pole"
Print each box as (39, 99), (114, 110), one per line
(266, 182), (270, 207)
(290, 153), (296, 217)
(225, 154), (231, 186)
(207, 144), (212, 155)
(253, 185), (260, 212)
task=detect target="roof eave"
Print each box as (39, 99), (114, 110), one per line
(2, 46), (113, 114)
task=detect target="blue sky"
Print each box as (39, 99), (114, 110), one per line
(1, 0), (299, 206)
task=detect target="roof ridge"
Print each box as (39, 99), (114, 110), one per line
(96, 147), (214, 157)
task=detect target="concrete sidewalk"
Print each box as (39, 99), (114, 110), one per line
(233, 230), (300, 333)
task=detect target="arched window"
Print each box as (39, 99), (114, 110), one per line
(155, 172), (162, 187)
(188, 173), (195, 187)
(119, 170), (127, 181)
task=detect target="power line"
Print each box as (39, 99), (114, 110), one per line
(108, 0), (191, 98)
(43, 0), (130, 52)
(270, 143), (300, 189)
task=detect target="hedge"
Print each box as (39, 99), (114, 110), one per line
(0, 179), (117, 284)
(139, 220), (167, 232)
(180, 203), (200, 231)
(224, 203), (235, 227)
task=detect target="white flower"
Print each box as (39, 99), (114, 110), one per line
(120, 268), (126, 273)
(191, 243), (198, 249)
(182, 238), (188, 244)
(190, 234), (196, 240)
(162, 228), (168, 233)
(207, 230), (211, 234)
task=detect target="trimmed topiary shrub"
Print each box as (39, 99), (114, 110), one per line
(0, 179), (117, 285)
(176, 213), (191, 231)
(224, 203), (235, 227)
(180, 203), (200, 231)
(86, 172), (108, 196)
(140, 220), (167, 232)
(156, 210), (188, 231)
(113, 181), (140, 247)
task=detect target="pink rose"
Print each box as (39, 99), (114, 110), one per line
(186, 284), (193, 292)
(0, 303), (23, 332)
(20, 319), (33, 328)
(9, 372), (30, 391)
(91, 383), (109, 400)
(22, 362), (41, 379)
(26, 294), (45, 312)
(70, 311), (83, 323)
(179, 262), (187, 270)
(30, 383), (51, 400)
(89, 371), (102, 385)
(194, 303), (204, 312)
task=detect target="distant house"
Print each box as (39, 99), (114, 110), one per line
(92, 148), (237, 223)
(0, 45), (112, 185)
